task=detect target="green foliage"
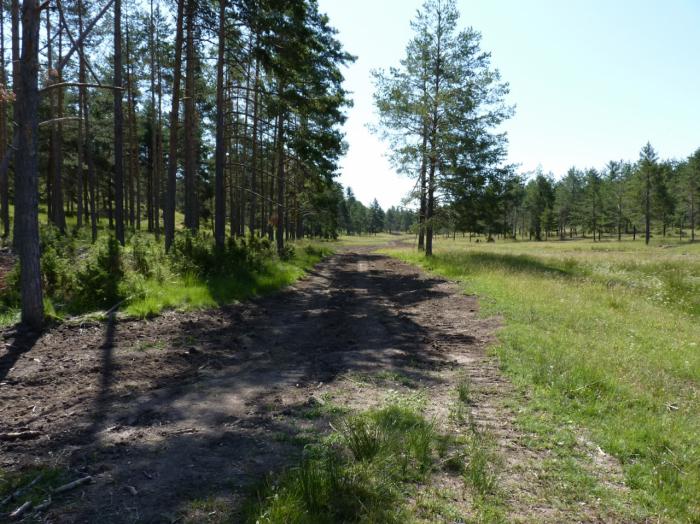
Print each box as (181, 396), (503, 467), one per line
(0, 227), (330, 327)
(245, 404), (442, 524)
(388, 238), (700, 520)
(75, 236), (124, 310)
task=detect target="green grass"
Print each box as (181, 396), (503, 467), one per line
(385, 237), (700, 521)
(336, 232), (413, 247)
(0, 466), (70, 510)
(0, 224), (331, 327)
(124, 245), (327, 318)
(243, 398), (493, 524)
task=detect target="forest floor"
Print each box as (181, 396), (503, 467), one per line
(1, 240), (634, 523)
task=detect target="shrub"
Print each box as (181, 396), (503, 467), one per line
(75, 236), (124, 310)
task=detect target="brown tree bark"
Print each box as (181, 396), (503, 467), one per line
(164, 0), (185, 251)
(15, 0), (44, 328)
(183, 0), (198, 233)
(0, 1), (9, 238)
(213, 0), (226, 248)
(113, 0), (124, 244)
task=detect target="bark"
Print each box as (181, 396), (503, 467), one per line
(248, 50), (259, 236)
(0, 1), (9, 238)
(147, 0), (156, 232)
(113, 0), (124, 244)
(183, 0), (198, 233)
(213, 0), (225, 248)
(275, 110), (285, 254)
(164, 0), (185, 251)
(417, 124), (427, 251)
(78, 0), (97, 242)
(15, 0), (44, 328)
(126, 22), (138, 229)
(47, 9), (66, 232)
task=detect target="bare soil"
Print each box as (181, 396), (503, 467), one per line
(0, 246), (628, 522)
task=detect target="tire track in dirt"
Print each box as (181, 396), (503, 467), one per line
(0, 246), (629, 522)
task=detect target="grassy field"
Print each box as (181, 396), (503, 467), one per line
(385, 237), (700, 521)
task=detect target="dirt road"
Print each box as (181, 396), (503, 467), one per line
(0, 247), (626, 522)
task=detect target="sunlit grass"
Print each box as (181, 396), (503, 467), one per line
(336, 232), (413, 247)
(386, 237), (700, 521)
(124, 242), (330, 318)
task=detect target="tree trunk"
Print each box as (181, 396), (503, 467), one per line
(113, 0), (124, 244)
(15, 0), (44, 328)
(645, 174), (650, 245)
(213, 0), (225, 249)
(249, 52), (259, 236)
(47, 9), (66, 233)
(164, 0), (185, 251)
(275, 110), (285, 254)
(0, 1), (9, 238)
(183, 0), (197, 233)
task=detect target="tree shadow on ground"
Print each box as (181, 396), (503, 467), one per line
(0, 328), (41, 382)
(1, 252), (480, 522)
(440, 251), (576, 278)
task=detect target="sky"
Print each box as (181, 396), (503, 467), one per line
(316, 0), (700, 209)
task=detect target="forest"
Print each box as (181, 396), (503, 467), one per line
(1, 0), (699, 522)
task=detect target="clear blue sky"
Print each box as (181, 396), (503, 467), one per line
(317, 0), (700, 209)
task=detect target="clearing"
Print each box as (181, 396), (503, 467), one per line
(2, 240), (637, 522)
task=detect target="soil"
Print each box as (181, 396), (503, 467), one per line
(0, 244), (628, 522)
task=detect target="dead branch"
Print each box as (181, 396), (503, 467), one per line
(0, 430), (41, 441)
(55, 0), (103, 86)
(53, 476), (92, 494)
(9, 500), (32, 519)
(0, 474), (43, 507)
(39, 117), (83, 127)
(40, 82), (124, 94)
(58, 0), (116, 71)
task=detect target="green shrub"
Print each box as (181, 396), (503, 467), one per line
(75, 236), (124, 309)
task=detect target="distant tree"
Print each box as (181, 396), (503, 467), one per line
(554, 168), (583, 239)
(524, 172), (554, 240)
(582, 169), (604, 241)
(368, 199), (385, 234)
(374, 0), (512, 256)
(681, 149), (700, 241)
(634, 143), (660, 245)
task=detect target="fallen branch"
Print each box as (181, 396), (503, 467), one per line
(0, 474), (43, 507)
(9, 501), (32, 519)
(53, 476), (92, 494)
(0, 430), (41, 441)
(33, 497), (52, 513)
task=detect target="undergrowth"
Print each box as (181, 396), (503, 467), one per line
(0, 227), (331, 326)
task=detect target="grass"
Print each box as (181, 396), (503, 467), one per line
(0, 466), (70, 512)
(243, 380), (508, 523)
(0, 221), (332, 327)
(385, 236), (700, 521)
(336, 232), (413, 247)
(124, 243), (329, 318)
(244, 403), (437, 523)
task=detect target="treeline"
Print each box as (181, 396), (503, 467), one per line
(2, 0), (354, 327)
(432, 143), (700, 245)
(374, 0), (699, 252)
(337, 188), (415, 235)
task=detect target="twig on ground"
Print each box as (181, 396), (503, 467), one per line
(9, 501), (32, 519)
(0, 474), (43, 507)
(53, 476), (93, 494)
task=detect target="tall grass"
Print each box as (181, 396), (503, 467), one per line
(388, 238), (700, 521)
